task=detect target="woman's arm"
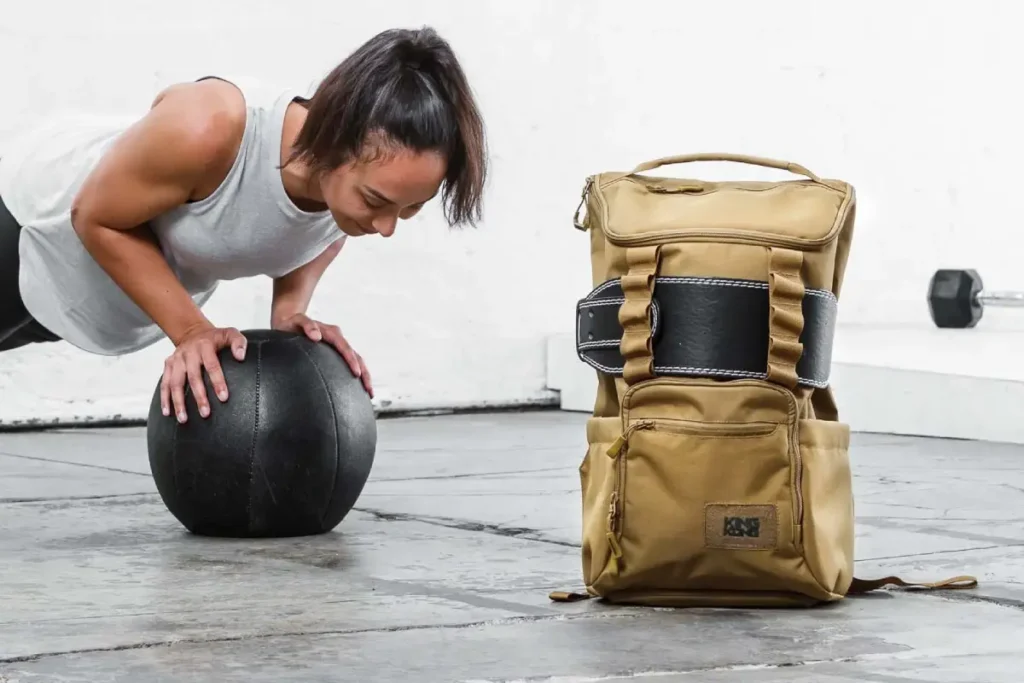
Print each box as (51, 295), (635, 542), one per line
(270, 238), (344, 327)
(72, 79), (250, 422)
(268, 239), (373, 396)
(71, 80), (244, 345)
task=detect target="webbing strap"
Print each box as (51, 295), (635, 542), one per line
(766, 248), (805, 389)
(848, 574), (979, 594)
(618, 246), (661, 385)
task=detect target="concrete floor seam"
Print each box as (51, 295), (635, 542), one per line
(354, 507), (580, 548)
(0, 451), (146, 477)
(0, 612), (629, 666)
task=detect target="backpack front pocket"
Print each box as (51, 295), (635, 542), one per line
(590, 377), (835, 602)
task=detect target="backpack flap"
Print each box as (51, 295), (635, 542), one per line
(578, 152), (855, 300)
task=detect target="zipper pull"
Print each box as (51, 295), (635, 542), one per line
(606, 434), (626, 459)
(573, 176), (594, 231)
(607, 491), (619, 530)
(606, 491), (623, 564)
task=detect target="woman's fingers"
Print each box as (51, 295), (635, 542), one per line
(161, 327), (246, 422)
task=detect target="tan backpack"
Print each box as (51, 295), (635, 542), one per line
(550, 153), (976, 608)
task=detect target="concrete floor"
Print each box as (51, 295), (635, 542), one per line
(1, 410), (1023, 682)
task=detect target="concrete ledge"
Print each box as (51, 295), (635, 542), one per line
(546, 324), (1024, 444)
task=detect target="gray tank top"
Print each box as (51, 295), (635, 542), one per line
(0, 75), (342, 355)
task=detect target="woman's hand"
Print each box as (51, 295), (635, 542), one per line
(273, 312), (373, 397)
(161, 324), (248, 423)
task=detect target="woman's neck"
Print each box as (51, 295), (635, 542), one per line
(279, 100), (329, 212)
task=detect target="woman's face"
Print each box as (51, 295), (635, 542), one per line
(318, 144), (447, 238)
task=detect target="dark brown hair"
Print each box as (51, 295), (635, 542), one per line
(289, 27), (488, 227)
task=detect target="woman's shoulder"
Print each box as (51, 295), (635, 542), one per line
(152, 78), (247, 131)
(144, 79), (252, 172)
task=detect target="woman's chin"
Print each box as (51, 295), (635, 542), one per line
(338, 220), (374, 237)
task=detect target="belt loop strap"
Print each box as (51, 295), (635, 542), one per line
(766, 247), (805, 389)
(618, 245), (662, 385)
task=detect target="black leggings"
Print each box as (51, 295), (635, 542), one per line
(0, 193), (60, 351)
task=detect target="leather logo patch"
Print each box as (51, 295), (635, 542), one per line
(705, 504), (778, 550)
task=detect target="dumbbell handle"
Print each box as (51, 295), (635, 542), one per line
(976, 289), (1024, 308)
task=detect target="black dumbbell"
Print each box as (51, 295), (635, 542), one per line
(928, 269), (1024, 328)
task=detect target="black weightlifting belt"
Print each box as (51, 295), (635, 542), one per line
(576, 276), (837, 389)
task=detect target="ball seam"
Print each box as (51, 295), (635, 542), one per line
(246, 341), (263, 534)
(292, 338), (341, 530)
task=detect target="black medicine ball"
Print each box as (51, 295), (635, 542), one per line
(146, 329), (377, 538)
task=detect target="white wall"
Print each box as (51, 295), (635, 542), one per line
(2, 0), (1022, 427)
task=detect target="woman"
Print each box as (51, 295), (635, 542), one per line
(0, 26), (488, 425)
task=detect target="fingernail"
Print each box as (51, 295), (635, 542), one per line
(162, 406), (169, 416)
(218, 390), (228, 401)
(311, 331), (322, 341)
(200, 405), (209, 418)
(177, 411), (187, 423)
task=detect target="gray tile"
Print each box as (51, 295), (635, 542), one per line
(0, 452), (154, 501)
(1, 410), (1023, 682)
(2, 595), (1022, 682)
